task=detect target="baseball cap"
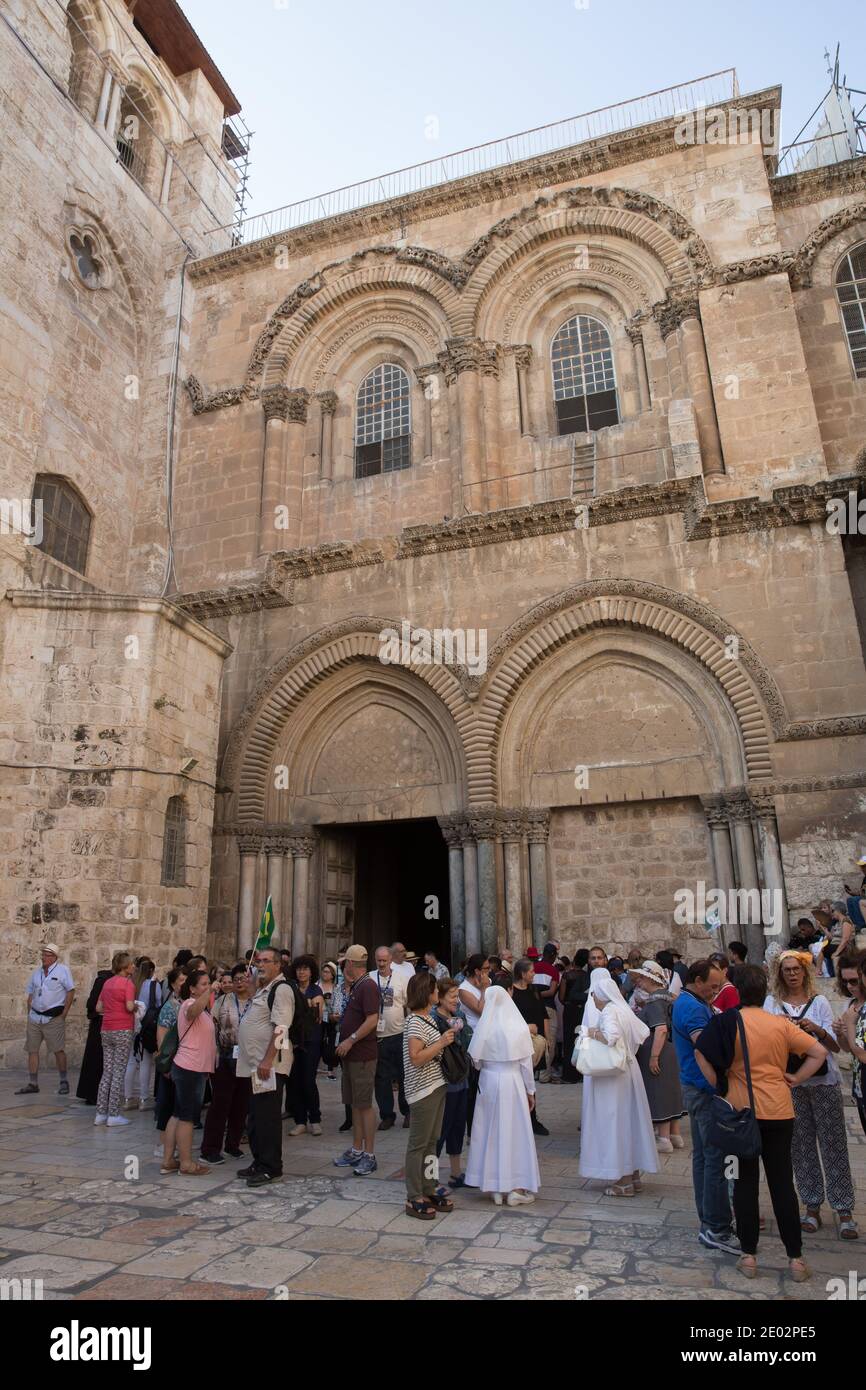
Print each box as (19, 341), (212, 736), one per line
(344, 944), (368, 963)
(526, 946), (541, 960)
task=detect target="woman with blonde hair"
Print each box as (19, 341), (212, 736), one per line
(763, 950), (857, 1241)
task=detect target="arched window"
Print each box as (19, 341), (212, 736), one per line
(551, 314), (620, 435)
(116, 86), (156, 190)
(354, 363), (412, 478)
(836, 244), (866, 379)
(32, 475), (91, 574)
(66, 1), (99, 117)
(161, 797), (186, 887)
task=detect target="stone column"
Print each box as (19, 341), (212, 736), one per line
(236, 830), (262, 956)
(726, 796), (764, 964)
(159, 148), (173, 205)
(679, 312), (725, 477)
(438, 816), (466, 967)
(415, 367), (437, 460)
(499, 812), (525, 959)
(259, 386), (309, 553)
(106, 74), (122, 138)
(481, 371), (503, 511)
(752, 794), (790, 949)
(289, 833), (316, 955)
(625, 321), (651, 412)
(701, 796), (736, 948)
(263, 834), (289, 945)
(460, 825), (481, 957)
(526, 810), (551, 951)
(468, 808), (499, 958)
(316, 391), (337, 480)
(654, 298), (687, 399)
(513, 345), (533, 436)
(439, 339), (499, 515)
(95, 68), (113, 127)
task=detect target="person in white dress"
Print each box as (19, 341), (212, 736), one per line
(579, 968), (659, 1196)
(465, 984), (541, 1207)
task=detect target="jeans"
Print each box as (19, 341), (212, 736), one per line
(682, 1082), (733, 1234)
(436, 1085), (468, 1158)
(375, 1033), (408, 1118)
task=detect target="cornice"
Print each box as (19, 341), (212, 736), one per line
(172, 565), (295, 620)
(188, 89), (780, 286)
(770, 154), (866, 210)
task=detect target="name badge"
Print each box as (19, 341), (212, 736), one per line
(232, 1045), (239, 1060)
(376, 1015), (386, 1035)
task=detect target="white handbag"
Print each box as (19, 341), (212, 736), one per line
(573, 1028), (628, 1077)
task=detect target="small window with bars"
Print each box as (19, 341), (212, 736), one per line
(836, 244), (866, 379)
(32, 475), (91, 574)
(354, 363), (412, 478)
(161, 797), (186, 887)
(551, 314), (620, 435)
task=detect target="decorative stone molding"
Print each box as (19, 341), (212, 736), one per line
(466, 807), (498, 840)
(437, 336), (500, 383)
(623, 312), (648, 343)
(714, 252), (797, 287)
(524, 808), (551, 843)
(771, 158), (866, 210)
(262, 833), (292, 854)
(749, 792), (778, 819)
(284, 388), (310, 423)
(316, 390), (338, 416)
(184, 374), (257, 415)
(261, 385), (293, 422)
(172, 565), (294, 621)
(507, 343), (533, 370)
(746, 771), (866, 797)
(724, 795), (755, 824)
(496, 808), (528, 842)
(288, 834), (317, 858)
(652, 290), (700, 339)
(309, 309), (442, 390)
(781, 715), (866, 741)
(789, 201), (866, 289)
(700, 795), (730, 829)
(437, 814), (465, 848)
(235, 829), (265, 854)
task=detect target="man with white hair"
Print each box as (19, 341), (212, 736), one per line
(389, 942), (415, 987)
(17, 943), (75, 1095)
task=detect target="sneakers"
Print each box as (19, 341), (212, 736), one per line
(308, 1123), (322, 1136)
(94, 1113), (107, 1126)
(237, 1164), (259, 1179)
(656, 1137), (674, 1153)
(200, 1151), (225, 1165)
(506, 1190), (536, 1206)
(698, 1228), (741, 1255)
(225, 1147), (243, 1159)
(671, 1134), (685, 1149)
(353, 1153), (378, 1176)
(107, 1115), (131, 1127)
(247, 1170), (279, 1188)
(287, 1124), (307, 1138)
(333, 1148), (364, 1168)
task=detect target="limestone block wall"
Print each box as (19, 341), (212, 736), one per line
(0, 592), (229, 1066)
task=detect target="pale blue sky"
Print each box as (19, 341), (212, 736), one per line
(180, 0), (865, 224)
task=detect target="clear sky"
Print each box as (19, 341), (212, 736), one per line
(180, 0), (866, 225)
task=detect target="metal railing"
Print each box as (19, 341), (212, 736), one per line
(203, 69), (738, 251)
(775, 129), (865, 177)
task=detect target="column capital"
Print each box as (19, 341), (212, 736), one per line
(262, 833), (292, 855)
(261, 385), (310, 423)
(724, 794), (754, 824)
(437, 814), (465, 848)
(524, 808), (550, 843)
(507, 343), (533, 370)
(749, 792), (778, 820)
(497, 809), (527, 844)
(466, 806), (498, 841)
(623, 311), (648, 344)
(700, 794), (729, 828)
(316, 390), (338, 416)
(437, 337), (500, 385)
(234, 825), (265, 854)
(652, 291), (701, 339)
(288, 832), (317, 858)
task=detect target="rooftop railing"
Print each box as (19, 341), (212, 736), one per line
(203, 69), (739, 252)
(775, 129), (866, 177)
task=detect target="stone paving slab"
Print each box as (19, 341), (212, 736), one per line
(0, 1068), (863, 1301)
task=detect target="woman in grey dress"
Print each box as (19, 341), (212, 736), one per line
(628, 960), (685, 1153)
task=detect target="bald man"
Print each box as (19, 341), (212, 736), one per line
(389, 943), (415, 987)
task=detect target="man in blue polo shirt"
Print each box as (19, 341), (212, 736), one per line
(672, 958), (739, 1255)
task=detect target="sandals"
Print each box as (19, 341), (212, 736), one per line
(159, 1161), (180, 1174)
(448, 1174), (466, 1188)
(428, 1187), (455, 1212)
(838, 1213), (859, 1240)
(14, 1083), (39, 1095)
(801, 1208), (822, 1234)
(789, 1258), (811, 1283)
(603, 1183), (635, 1197)
(178, 1163), (210, 1176)
(405, 1199), (436, 1220)
(737, 1255), (758, 1279)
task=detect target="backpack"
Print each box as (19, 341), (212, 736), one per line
(138, 981), (161, 1055)
(154, 1018), (179, 1075)
(268, 979), (317, 1048)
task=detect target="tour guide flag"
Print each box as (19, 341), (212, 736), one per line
(253, 895), (275, 952)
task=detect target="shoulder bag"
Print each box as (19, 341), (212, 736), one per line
(573, 1026), (628, 1077)
(706, 1011), (762, 1158)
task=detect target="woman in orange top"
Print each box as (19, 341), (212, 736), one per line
(695, 965), (827, 1284)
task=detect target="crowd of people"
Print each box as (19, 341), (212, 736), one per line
(14, 900), (866, 1285)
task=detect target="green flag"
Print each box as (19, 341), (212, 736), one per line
(253, 895), (275, 952)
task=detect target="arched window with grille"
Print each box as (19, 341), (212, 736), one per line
(836, 244), (866, 379)
(32, 475), (91, 574)
(551, 314), (620, 435)
(161, 797), (186, 887)
(354, 363), (412, 478)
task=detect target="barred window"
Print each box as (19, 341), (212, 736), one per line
(161, 797), (186, 887)
(32, 475), (91, 574)
(836, 244), (866, 379)
(354, 363), (412, 478)
(551, 314), (620, 435)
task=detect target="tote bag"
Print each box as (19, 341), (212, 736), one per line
(573, 1028), (628, 1077)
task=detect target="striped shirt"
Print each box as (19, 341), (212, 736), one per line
(403, 1013), (446, 1105)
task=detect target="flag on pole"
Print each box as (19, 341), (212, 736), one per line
(252, 895), (275, 954)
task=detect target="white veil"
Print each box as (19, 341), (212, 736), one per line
(589, 970), (650, 1051)
(467, 984), (533, 1063)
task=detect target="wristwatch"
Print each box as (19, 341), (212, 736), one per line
(350, 1032), (357, 1042)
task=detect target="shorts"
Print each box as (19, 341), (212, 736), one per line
(26, 1016), (66, 1053)
(341, 1058), (376, 1108)
(170, 1062), (207, 1122)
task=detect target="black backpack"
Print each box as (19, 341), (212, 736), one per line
(268, 979), (317, 1047)
(138, 980), (161, 1055)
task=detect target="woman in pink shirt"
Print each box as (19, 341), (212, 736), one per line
(160, 969), (216, 1176)
(94, 952), (136, 1125)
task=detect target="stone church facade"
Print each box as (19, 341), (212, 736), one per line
(3, 0), (866, 1059)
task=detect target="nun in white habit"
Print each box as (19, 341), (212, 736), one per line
(578, 968), (659, 1196)
(464, 985), (541, 1206)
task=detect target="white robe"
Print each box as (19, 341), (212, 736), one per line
(578, 1006), (659, 1180)
(465, 1056), (541, 1194)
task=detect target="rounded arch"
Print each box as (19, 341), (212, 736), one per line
(288, 288), (447, 390)
(66, 0), (109, 117)
(222, 619), (476, 821)
(792, 201), (866, 289)
(469, 580), (783, 805)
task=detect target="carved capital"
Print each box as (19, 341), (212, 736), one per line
(466, 806), (498, 840)
(289, 833), (317, 858)
(724, 796), (754, 825)
(524, 808), (551, 844)
(652, 291), (701, 340)
(437, 814), (465, 849)
(509, 343), (533, 371)
(316, 390), (338, 416)
(623, 311), (647, 345)
(261, 385), (293, 423)
(437, 337), (500, 385)
(750, 793), (778, 821)
(497, 808), (527, 843)
(262, 833), (292, 855)
(236, 827), (264, 855)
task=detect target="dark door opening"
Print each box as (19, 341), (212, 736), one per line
(351, 818), (452, 968)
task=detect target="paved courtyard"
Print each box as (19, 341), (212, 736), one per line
(0, 1070), (863, 1302)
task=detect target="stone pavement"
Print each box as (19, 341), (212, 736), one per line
(0, 1069), (863, 1302)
